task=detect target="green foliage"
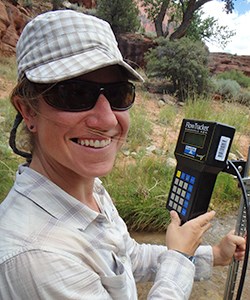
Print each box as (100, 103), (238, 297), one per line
(140, 0), (236, 44)
(96, 0), (140, 33)
(51, 0), (63, 10)
(0, 56), (17, 82)
(185, 97), (250, 135)
(186, 9), (235, 48)
(212, 73), (250, 106)
(140, 0), (166, 21)
(127, 102), (152, 151)
(211, 173), (241, 214)
(158, 104), (178, 125)
(145, 37), (210, 101)
(103, 155), (172, 231)
(212, 78), (241, 100)
(215, 69), (250, 88)
(0, 98), (20, 203)
(237, 89), (250, 106)
(23, 0), (33, 8)
(184, 97), (213, 120)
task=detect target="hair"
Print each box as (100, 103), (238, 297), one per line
(9, 77), (53, 161)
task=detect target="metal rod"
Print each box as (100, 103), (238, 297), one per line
(223, 146), (250, 300)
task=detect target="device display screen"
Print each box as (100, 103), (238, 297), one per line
(183, 131), (206, 148)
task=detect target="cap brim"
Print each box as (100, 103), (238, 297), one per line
(25, 48), (144, 83)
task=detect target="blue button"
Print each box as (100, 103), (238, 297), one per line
(188, 184), (193, 193)
(181, 208), (187, 216)
(181, 172), (186, 180)
(185, 174), (190, 182)
(190, 176), (196, 184)
(184, 200), (189, 208)
(186, 192), (191, 200)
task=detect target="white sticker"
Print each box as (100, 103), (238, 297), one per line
(215, 136), (231, 161)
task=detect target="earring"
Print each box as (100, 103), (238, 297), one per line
(29, 125), (34, 130)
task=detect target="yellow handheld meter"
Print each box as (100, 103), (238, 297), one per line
(166, 119), (235, 223)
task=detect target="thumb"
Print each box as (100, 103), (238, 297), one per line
(170, 210), (181, 226)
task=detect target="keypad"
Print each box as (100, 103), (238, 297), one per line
(168, 170), (196, 216)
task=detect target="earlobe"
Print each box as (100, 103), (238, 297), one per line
(12, 96), (37, 130)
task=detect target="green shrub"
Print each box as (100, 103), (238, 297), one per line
(237, 89), (250, 106)
(216, 69), (250, 88)
(145, 37), (210, 101)
(212, 78), (241, 101)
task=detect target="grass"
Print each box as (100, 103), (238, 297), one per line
(0, 57), (249, 230)
(127, 101), (152, 151)
(0, 56), (17, 81)
(103, 155), (172, 231)
(0, 97), (20, 201)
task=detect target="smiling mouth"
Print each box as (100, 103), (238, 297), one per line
(71, 138), (112, 148)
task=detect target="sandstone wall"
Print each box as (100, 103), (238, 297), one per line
(0, 0), (29, 55)
(209, 52), (250, 76)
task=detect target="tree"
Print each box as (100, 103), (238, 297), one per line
(185, 8), (235, 48)
(140, 0), (235, 40)
(145, 37), (210, 100)
(96, 0), (140, 34)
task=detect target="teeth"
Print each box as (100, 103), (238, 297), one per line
(77, 138), (111, 148)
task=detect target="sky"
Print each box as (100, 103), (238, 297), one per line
(202, 0), (250, 55)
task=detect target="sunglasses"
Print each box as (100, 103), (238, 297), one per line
(41, 80), (136, 112)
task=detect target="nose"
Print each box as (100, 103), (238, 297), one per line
(85, 94), (118, 130)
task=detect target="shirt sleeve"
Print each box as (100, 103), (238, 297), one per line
(148, 250), (196, 300)
(194, 245), (213, 281)
(126, 233), (213, 299)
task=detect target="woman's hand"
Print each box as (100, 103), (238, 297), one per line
(212, 230), (246, 266)
(166, 210), (216, 256)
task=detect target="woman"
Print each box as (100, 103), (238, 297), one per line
(0, 10), (245, 299)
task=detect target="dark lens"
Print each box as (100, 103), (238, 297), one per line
(43, 80), (135, 112)
(104, 82), (135, 111)
(44, 81), (99, 111)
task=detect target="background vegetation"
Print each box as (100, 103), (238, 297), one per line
(0, 0), (249, 231)
(1, 56), (249, 231)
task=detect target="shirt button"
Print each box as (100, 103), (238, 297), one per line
(121, 256), (126, 263)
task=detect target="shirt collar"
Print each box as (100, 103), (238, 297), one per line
(14, 164), (105, 230)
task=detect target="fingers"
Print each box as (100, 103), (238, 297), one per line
(170, 210), (181, 226)
(193, 210), (216, 227)
(186, 211), (216, 233)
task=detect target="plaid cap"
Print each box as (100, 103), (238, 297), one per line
(16, 10), (144, 83)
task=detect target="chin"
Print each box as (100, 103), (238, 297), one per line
(81, 162), (114, 178)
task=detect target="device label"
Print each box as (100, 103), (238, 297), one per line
(184, 145), (197, 157)
(185, 121), (210, 133)
(215, 136), (231, 161)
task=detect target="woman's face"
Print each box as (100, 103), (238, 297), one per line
(30, 66), (130, 180)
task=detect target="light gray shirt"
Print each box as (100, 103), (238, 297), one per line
(0, 164), (213, 299)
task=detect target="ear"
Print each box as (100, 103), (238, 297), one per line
(12, 96), (37, 131)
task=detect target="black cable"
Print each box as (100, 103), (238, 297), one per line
(9, 112), (32, 162)
(227, 160), (249, 300)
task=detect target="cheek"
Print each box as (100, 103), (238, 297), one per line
(37, 102), (80, 130)
(118, 111), (130, 136)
